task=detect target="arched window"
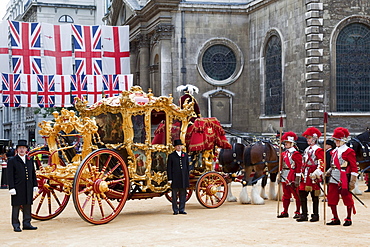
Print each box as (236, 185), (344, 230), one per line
(265, 35), (282, 116)
(336, 23), (370, 112)
(58, 15), (74, 23)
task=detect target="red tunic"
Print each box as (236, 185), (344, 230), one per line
(327, 146), (358, 206)
(299, 145), (324, 191)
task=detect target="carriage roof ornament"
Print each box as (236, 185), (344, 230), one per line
(176, 84), (199, 95)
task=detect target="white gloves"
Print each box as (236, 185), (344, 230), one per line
(9, 189), (16, 195)
(168, 180), (172, 184)
(309, 169), (323, 180)
(33, 187), (38, 193)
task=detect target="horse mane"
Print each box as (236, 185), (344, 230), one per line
(354, 128), (370, 143)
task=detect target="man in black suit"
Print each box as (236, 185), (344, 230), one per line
(167, 139), (190, 215)
(7, 140), (38, 232)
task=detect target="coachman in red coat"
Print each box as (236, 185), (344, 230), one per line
(326, 127), (358, 226)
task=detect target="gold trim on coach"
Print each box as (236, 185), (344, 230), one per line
(37, 86), (195, 193)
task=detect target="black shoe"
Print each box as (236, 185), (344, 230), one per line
(343, 218), (352, 226)
(13, 227), (22, 232)
(293, 212), (301, 219)
(23, 225), (37, 230)
(173, 212), (178, 215)
(310, 214), (319, 222)
(296, 215), (308, 222)
(179, 211), (187, 214)
(326, 218), (341, 225)
(364, 189), (370, 192)
(277, 212), (289, 218)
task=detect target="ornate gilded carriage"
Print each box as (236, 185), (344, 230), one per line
(29, 86), (231, 224)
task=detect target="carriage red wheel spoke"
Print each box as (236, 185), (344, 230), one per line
(196, 172), (228, 208)
(29, 150), (70, 220)
(73, 149), (130, 224)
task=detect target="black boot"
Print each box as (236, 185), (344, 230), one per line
(277, 212), (289, 218)
(293, 211), (301, 219)
(309, 214), (319, 222)
(343, 218), (352, 226)
(296, 214), (308, 222)
(326, 218), (341, 225)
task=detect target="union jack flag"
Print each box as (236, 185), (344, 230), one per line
(72, 25), (102, 75)
(70, 74), (88, 103)
(37, 75), (55, 107)
(9, 21), (42, 74)
(2, 73), (21, 107)
(102, 75), (121, 97)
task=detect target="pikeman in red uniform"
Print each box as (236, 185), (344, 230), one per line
(326, 127), (358, 226)
(296, 127), (324, 222)
(277, 132), (302, 219)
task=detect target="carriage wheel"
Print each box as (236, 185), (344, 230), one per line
(73, 149), (130, 225)
(164, 189), (193, 203)
(195, 172), (228, 208)
(29, 150), (70, 220)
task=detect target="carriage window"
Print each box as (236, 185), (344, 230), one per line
(265, 35), (282, 116)
(95, 113), (124, 144)
(336, 23), (370, 112)
(151, 110), (166, 145)
(132, 114), (146, 143)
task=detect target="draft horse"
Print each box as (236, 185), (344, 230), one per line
(219, 141), (279, 205)
(347, 128), (370, 193)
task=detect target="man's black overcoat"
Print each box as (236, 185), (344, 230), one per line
(7, 155), (37, 206)
(167, 151), (189, 188)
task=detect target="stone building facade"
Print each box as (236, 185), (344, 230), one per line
(106, 0), (370, 136)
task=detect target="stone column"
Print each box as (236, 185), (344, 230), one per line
(153, 24), (174, 96)
(305, 0), (324, 128)
(138, 34), (150, 91)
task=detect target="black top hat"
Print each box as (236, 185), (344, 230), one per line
(324, 139), (336, 149)
(173, 139), (184, 146)
(16, 139), (28, 149)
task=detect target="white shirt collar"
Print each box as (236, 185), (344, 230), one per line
(176, 151), (182, 156)
(18, 154), (26, 164)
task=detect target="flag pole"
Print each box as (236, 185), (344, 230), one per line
(277, 116), (283, 216)
(323, 111), (328, 224)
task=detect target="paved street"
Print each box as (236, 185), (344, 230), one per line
(1, 176), (370, 247)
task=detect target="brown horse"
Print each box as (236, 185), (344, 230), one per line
(240, 141), (279, 204)
(219, 140), (279, 204)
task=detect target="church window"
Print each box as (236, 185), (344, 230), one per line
(58, 15), (74, 23)
(265, 35), (282, 116)
(202, 45), (236, 81)
(197, 38), (244, 86)
(336, 23), (370, 112)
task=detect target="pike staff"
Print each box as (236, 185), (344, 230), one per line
(277, 116), (283, 216)
(323, 112), (328, 224)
